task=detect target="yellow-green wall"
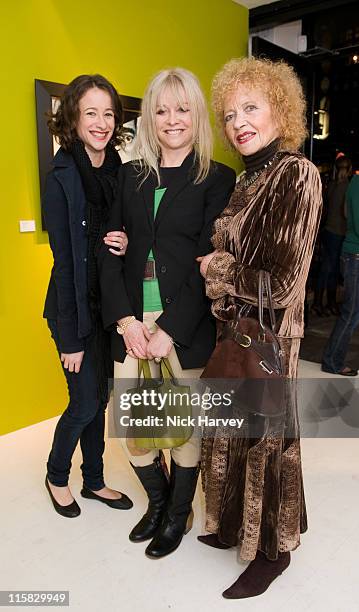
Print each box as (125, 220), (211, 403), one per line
(0, 0), (248, 435)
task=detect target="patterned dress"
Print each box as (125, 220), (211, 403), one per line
(201, 151), (322, 561)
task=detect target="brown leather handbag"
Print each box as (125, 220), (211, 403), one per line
(201, 270), (286, 418)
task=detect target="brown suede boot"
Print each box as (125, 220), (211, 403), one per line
(197, 534), (232, 550)
(222, 551), (291, 599)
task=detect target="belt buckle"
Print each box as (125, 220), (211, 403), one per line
(144, 260), (156, 281)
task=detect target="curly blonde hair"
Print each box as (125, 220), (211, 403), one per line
(212, 57), (307, 151)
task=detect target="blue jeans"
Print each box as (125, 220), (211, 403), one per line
(322, 253), (359, 372)
(46, 320), (107, 490)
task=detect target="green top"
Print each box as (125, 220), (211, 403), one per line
(143, 187), (166, 312)
(343, 176), (359, 254)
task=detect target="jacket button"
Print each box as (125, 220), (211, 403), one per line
(82, 220), (86, 226)
(160, 265), (167, 273)
(165, 297), (172, 304)
(83, 257), (87, 262)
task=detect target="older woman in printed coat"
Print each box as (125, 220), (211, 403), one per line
(197, 57), (322, 599)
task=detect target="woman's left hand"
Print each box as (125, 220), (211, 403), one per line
(147, 328), (173, 360)
(103, 230), (128, 256)
(196, 251), (218, 278)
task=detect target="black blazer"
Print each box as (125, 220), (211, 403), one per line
(43, 148), (92, 353)
(98, 152), (236, 369)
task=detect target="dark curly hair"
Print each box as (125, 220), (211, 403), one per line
(47, 74), (124, 150)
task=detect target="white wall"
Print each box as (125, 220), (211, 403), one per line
(250, 20), (307, 55)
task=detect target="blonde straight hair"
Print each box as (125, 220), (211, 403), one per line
(133, 68), (213, 185)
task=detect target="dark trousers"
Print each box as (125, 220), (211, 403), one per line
(316, 229), (344, 291)
(46, 319), (107, 490)
(322, 252), (359, 372)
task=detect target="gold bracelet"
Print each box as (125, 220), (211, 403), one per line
(116, 316), (136, 335)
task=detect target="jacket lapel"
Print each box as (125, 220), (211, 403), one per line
(53, 151), (79, 208)
(154, 151), (196, 228)
(142, 171), (157, 229)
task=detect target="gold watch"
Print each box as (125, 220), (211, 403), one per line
(116, 316), (136, 335)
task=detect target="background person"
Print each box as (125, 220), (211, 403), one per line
(99, 67), (235, 558)
(43, 74), (132, 517)
(322, 173), (359, 375)
(312, 155), (352, 316)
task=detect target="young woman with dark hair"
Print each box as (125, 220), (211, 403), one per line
(43, 74), (132, 517)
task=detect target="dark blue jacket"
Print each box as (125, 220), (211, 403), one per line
(43, 148), (92, 353)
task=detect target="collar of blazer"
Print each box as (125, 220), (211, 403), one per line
(52, 147), (86, 210)
(52, 147), (76, 169)
(142, 149), (197, 228)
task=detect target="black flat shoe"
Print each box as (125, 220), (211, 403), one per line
(81, 486), (133, 510)
(338, 367), (358, 376)
(322, 365), (358, 376)
(45, 478), (81, 518)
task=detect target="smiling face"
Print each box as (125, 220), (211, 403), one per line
(223, 85), (279, 156)
(76, 87), (115, 164)
(155, 86), (194, 160)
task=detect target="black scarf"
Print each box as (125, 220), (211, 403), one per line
(69, 139), (121, 401)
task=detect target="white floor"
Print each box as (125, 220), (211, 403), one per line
(1, 360), (359, 612)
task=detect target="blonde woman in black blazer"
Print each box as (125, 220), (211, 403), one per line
(99, 68), (235, 559)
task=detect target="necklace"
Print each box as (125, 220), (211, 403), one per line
(242, 153), (278, 188)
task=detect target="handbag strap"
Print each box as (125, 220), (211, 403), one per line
(159, 357), (176, 381)
(138, 359), (152, 380)
(258, 270), (276, 333)
(137, 358), (176, 382)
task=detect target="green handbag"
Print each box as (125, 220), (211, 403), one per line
(127, 358), (193, 450)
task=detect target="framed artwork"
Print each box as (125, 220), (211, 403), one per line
(35, 79), (142, 228)
(117, 94), (142, 163)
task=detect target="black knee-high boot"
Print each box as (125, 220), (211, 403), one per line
(145, 459), (199, 559)
(129, 452), (170, 542)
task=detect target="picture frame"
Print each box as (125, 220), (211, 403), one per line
(34, 79), (142, 229)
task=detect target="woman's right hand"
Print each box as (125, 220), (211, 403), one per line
(121, 319), (151, 359)
(61, 351), (84, 373)
(196, 251), (218, 278)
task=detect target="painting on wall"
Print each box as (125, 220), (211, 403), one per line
(35, 79), (142, 228)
